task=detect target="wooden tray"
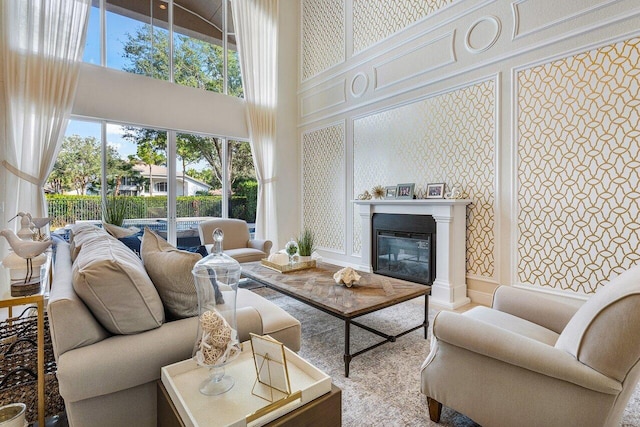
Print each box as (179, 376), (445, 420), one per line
(260, 259), (316, 273)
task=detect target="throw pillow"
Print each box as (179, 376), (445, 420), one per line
(118, 235), (142, 257)
(72, 237), (165, 334)
(102, 221), (141, 239)
(69, 223), (110, 261)
(141, 228), (202, 319)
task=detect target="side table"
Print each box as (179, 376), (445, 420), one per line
(0, 250), (52, 427)
(157, 381), (342, 427)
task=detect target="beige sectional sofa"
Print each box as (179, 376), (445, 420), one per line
(48, 225), (300, 427)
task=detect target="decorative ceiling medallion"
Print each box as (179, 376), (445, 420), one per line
(350, 72), (369, 98)
(465, 16), (501, 54)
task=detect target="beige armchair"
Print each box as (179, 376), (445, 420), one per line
(421, 265), (640, 427)
(198, 218), (272, 263)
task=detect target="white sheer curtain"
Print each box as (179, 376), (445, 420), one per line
(0, 0), (90, 256)
(231, 0), (279, 248)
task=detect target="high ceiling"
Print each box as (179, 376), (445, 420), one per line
(103, 0), (235, 47)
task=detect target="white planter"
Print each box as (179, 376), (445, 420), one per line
(297, 255), (313, 263)
(0, 403), (26, 427)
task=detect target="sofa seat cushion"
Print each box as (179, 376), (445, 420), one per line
(463, 306), (560, 346)
(72, 237), (165, 334)
(141, 228), (201, 319)
(204, 245), (266, 263)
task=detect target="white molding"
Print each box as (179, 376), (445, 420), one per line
(513, 282), (590, 302)
(349, 72), (369, 98)
(372, 31), (457, 92)
(300, 79), (347, 118)
(298, 0), (494, 94)
(297, 8), (640, 127)
(465, 15), (501, 54)
(511, 0), (622, 41)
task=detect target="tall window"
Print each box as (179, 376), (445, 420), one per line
(48, 119), (257, 247)
(86, 0), (242, 97)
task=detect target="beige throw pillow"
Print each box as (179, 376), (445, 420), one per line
(141, 228), (201, 319)
(72, 237), (165, 334)
(69, 224), (110, 261)
(102, 222), (141, 238)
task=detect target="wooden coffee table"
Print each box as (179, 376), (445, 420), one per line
(241, 261), (430, 377)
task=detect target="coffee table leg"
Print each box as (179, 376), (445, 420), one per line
(344, 319), (352, 378)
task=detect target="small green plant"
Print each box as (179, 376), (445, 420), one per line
(102, 195), (128, 226)
(297, 228), (315, 257)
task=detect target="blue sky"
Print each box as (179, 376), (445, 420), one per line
(69, 6), (143, 159)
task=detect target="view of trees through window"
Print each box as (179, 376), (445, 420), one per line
(49, 1), (255, 245)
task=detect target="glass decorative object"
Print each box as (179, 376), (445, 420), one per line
(192, 228), (242, 395)
(285, 237), (298, 266)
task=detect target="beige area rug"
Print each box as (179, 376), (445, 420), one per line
(249, 285), (640, 427)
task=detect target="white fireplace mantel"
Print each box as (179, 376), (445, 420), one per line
(353, 199), (472, 309)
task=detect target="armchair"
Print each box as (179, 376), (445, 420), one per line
(198, 218), (272, 263)
(421, 265), (640, 427)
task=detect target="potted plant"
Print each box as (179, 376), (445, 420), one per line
(102, 194), (128, 226)
(297, 228), (315, 262)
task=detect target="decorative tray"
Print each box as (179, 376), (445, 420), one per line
(260, 259), (316, 273)
(161, 340), (331, 427)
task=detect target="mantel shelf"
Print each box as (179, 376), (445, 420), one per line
(352, 199), (472, 206)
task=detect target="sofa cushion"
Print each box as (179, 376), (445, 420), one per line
(72, 237), (165, 334)
(141, 228), (201, 319)
(102, 221), (140, 238)
(69, 223), (110, 261)
(556, 264), (640, 381)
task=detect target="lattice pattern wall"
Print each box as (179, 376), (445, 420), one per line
(302, 0), (345, 80)
(354, 80), (496, 278)
(303, 124), (346, 252)
(352, 0), (453, 53)
(517, 37), (640, 294)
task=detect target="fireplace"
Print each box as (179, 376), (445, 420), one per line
(353, 199), (471, 309)
(372, 213), (436, 285)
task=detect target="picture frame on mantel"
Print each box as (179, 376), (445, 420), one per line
(384, 186), (397, 199)
(396, 183), (415, 199)
(426, 183), (445, 199)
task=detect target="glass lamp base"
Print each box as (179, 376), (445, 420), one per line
(199, 367), (234, 395)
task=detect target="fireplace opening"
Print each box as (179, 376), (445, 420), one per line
(372, 213), (436, 285)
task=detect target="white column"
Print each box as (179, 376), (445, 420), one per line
(357, 202), (373, 272)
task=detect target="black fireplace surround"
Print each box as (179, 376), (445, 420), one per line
(372, 213), (436, 285)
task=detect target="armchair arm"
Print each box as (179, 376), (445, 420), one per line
(491, 286), (580, 334)
(249, 239), (272, 255)
(431, 311), (621, 394)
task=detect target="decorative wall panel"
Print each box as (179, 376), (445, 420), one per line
(353, 0), (454, 53)
(517, 37), (640, 294)
(353, 80), (496, 278)
(303, 124), (346, 252)
(302, 0), (345, 80)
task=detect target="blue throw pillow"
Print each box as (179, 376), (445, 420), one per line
(118, 235), (142, 257)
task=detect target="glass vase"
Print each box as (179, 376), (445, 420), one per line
(192, 228), (242, 395)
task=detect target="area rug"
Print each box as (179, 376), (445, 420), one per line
(248, 285), (640, 427)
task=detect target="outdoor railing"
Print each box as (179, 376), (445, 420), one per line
(46, 195), (255, 229)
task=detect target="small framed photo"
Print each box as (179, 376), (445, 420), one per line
(384, 186), (397, 199)
(396, 183), (415, 199)
(426, 183), (445, 199)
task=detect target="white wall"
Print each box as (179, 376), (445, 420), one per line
(73, 63), (249, 139)
(298, 0), (640, 304)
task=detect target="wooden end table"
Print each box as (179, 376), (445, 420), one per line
(157, 381), (342, 427)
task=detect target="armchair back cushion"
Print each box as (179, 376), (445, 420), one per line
(199, 218), (250, 249)
(555, 265), (640, 382)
